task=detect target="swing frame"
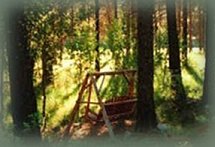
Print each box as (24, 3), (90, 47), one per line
(64, 69), (137, 138)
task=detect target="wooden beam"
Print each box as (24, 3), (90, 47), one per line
(89, 69), (136, 76)
(106, 110), (135, 120)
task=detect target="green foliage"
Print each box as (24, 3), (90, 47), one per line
(153, 26), (204, 102)
(106, 20), (125, 52)
(157, 99), (196, 125)
(154, 29), (168, 67)
(69, 22), (96, 57)
(153, 47), (172, 103)
(77, 3), (94, 21)
(154, 29), (168, 49)
(105, 19), (127, 69)
(26, 1), (72, 64)
(101, 76), (129, 100)
(65, 19), (96, 83)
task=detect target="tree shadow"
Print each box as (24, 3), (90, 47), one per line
(184, 64), (203, 85)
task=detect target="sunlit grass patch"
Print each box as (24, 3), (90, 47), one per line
(182, 52), (205, 98)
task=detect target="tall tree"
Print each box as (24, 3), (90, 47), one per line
(7, 5), (41, 139)
(124, 0), (131, 59)
(114, 0), (118, 19)
(166, 0), (187, 100)
(131, 0), (137, 42)
(41, 43), (54, 87)
(95, 0), (100, 71)
(0, 14), (4, 125)
(198, 1), (204, 51)
(203, 0), (215, 107)
(41, 41), (49, 132)
(177, 0), (182, 37)
(182, 0), (188, 64)
(188, 0), (193, 52)
(0, 48), (3, 126)
(135, 0), (157, 132)
(202, 2), (215, 140)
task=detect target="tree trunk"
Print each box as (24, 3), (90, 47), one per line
(105, 0), (113, 24)
(202, 0), (215, 142)
(182, 0), (188, 65)
(126, 0), (131, 55)
(70, 5), (74, 38)
(122, 0), (131, 68)
(0, 28), (4, 126)
(202, 0), (215, 107)
(202, 2), (207, 52)
(198, 3), (203, 52)
(41, 42), (48, 132)
(158, 0), (162, 27)
(188, 0), (192, 52)
(95, 0), (100, 71)
(131, 0), (137, 43)
(135, 0), (157, 132)
(7, 5), (41, 139)
(202, 2), (215, 139)
(114, 0), (118, 19)
(41, 42), (54, 87)
(166, 0), (187, 100)
(177, 0), (182, 38)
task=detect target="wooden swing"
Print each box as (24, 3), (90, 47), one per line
(64, 69), (137, 138)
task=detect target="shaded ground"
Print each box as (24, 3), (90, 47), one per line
(0, 121), (213, 147)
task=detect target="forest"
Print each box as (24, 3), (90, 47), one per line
(0, 0), (215, 146)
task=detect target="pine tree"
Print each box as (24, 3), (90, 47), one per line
(135, 0), (157, 132)
(7, 5), (41, 139)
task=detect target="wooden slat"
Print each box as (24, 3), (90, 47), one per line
(108, 110), (134, 119)
(104, 98), (137, 106)
(98, 110), (135, 121)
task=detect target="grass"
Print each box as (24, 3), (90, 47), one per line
(182, 52), (205, 98)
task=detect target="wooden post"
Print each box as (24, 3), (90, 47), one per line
(92, 76), (115, 139)
(85, 79), (93, 118)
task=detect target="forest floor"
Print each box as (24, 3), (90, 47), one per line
(51, 119), (212, 147)
(0, 115), (212, 147)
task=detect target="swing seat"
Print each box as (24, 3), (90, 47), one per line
(85, 96), (137, 123)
